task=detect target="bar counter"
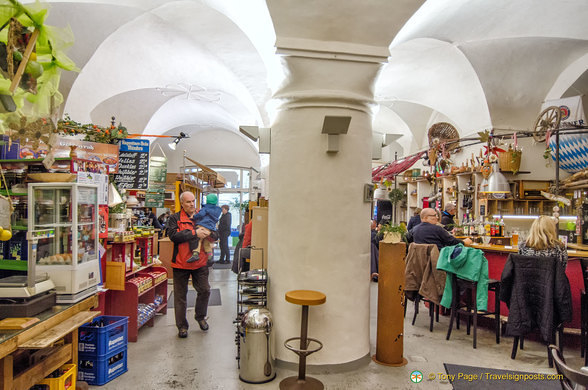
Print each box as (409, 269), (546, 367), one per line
(470, 243), (585, 329)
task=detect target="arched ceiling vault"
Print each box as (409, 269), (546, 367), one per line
(19, 0), (588, 169)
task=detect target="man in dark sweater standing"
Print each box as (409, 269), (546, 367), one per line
(413, 208), (471, 250)
(440, 203), (457, 231)
(218, 205), (232, 264)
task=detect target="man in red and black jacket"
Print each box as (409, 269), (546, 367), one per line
(167, 191), (218, 338)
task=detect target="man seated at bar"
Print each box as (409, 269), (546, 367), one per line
(440, 202), (457, 231)
(518, 215), (568, 269)
(412, 208), (472, 250)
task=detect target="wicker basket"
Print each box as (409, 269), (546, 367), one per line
(428, 122), (460, 152)
(498, 150), (521, 172)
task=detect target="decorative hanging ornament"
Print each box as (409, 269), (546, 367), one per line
(480, 162), (493, 179)
(428, 148), (437, 166)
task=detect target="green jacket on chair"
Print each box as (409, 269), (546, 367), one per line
(436, 244), (489, 311)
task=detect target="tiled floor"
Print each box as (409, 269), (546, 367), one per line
(94, 267), (580, 389)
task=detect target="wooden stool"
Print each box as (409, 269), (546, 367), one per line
(280, 290), (326, 390)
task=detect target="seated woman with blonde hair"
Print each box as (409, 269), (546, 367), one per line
(518, 216), (568, 269)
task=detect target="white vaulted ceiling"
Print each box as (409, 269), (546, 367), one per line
(22, 0), (588, 171)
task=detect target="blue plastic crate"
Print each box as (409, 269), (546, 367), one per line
(78, 344), (127, 386)
(78, 316), (128, 356)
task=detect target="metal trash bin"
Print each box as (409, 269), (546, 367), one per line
(238, 308), (276, 383)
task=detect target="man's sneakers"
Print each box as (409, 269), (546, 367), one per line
(197, 319), (209, 331)
(178, 328), (188, 338)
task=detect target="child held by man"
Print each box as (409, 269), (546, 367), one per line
(187, 193), (222, 263)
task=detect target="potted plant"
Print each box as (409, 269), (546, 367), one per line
(388, 188), (405, 205)
(378, 222), (407, 244)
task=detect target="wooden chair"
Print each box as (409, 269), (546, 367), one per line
(549, 344), (588, 390)
(404, 243), (443, 332)
(445, 273), (501, 348)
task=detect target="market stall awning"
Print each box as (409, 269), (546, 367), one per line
(372, 152), (425, 182)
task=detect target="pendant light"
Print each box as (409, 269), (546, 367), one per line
(480, 162), (510, 197)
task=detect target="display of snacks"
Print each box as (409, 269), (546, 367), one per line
(132, 226), (155, 237)
(111, 231), (135, 243)
(128, 276), (152, 293)
(137, 303), (156, 327)
(142, 271), (166, 285)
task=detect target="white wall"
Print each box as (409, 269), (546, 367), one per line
(152, 129), (261, 174)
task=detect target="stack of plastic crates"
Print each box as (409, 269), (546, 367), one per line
(31, 364), (77, 390)
(77, 315), (129, 385)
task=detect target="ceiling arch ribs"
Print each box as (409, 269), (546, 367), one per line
(64, 3), (266, 130)
(376, 37), (491, 144)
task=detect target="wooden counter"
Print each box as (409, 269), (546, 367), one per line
(470, 244), (585, 329)
(470, 243), (588, 258)
(0, 294), (98, 390)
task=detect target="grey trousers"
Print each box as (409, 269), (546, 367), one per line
(173, 267), (210, 330)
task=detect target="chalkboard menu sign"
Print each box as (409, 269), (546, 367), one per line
(114, 139), (150, 189)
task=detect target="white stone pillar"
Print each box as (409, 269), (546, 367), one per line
(268, 40), (389, 365)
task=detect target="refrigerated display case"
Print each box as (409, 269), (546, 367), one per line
(28, 183), (100, 302)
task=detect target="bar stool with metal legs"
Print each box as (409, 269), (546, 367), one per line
(280, 290), (326, 390)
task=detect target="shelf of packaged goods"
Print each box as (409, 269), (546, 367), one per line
(153, 278), (167, 288)
(137, 284), (154, 298)
(0, 259), (27, 271)
(155, 302), (167, 313)
(0, 158), (72, 163)
(105, 264), (167, 342)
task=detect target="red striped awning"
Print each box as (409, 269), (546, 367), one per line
(372, 152), (424, 182)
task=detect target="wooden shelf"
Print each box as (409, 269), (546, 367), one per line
(0, 158), (71, 163)
(500, 170), (531, 174)
(567, 243), (588, 251)
(155, 302), (167, 313)
(106, 264), (167, 342)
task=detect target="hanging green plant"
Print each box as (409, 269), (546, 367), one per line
(0, 0), (79, 133)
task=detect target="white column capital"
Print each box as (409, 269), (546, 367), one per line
(272, 38), (389, 113)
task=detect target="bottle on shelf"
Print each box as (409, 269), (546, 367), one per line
(484, 218), (491, 236)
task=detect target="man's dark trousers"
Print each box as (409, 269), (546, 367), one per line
(219, 234), (230, 262)
(173, 266), (210, 330)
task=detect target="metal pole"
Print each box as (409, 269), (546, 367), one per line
(393, 151), (398, 223)
(556, 129), (560, 193)
(298, 305), (309, 380)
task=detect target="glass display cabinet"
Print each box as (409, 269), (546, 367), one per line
(28, 183), (100, 302)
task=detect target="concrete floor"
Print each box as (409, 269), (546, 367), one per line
(93, 267), (581, 389)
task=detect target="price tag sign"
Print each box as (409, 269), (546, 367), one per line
(114, 139), (150, 190)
